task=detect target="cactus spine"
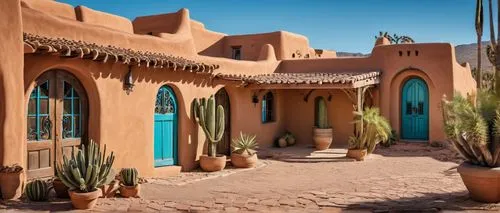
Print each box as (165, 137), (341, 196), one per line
(120, 168), (138, 186)
(25, 180), (50, 201)
(193, 95), (225, 157)
(316, 97), (329, 129)
(55, 140), (115, 193)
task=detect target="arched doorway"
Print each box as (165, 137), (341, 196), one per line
(215, 88), (231, 155)
(27, 70), (88, 178)
(401, 77), (429, 140)
(154, 85), (178, 167)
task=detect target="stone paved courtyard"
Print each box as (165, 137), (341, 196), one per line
(2, 143), (500, 212)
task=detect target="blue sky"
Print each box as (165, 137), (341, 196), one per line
(60, 0), (494, 53)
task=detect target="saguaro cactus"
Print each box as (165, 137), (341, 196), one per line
(316, 98), (329, 129)
(193, 95), (225, 157)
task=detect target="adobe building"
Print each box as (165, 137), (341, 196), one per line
(0, 0), (475, 179)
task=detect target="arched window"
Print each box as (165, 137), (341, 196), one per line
(261, 91), (274, 123)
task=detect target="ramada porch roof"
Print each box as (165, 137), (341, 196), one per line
(215, 71), (381, 89)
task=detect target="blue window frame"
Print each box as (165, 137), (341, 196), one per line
(27, 81), (51, 141)
(262, 92), (274, 123)
(62, 81), (82, 139)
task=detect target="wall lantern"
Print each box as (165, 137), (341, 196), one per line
(124, 66), (135, 94)
(252, 93), (259, 106)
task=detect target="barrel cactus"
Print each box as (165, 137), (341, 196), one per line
(55, 140), (115, 193)
(193, 95), (225, 157)
(316, 97), (329, 129)
(25, 180), (50, 201)
(120, 168), (138, 186)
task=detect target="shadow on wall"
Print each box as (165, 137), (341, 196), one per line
(0, 73), (4, 165)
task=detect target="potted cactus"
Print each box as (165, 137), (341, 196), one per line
(231, 132), (259, 168)
(347, 107), (391, 161)
(193, 95), (226, 172)
(0, 164), (24, 200)
(55, 140), (115, 209)
(100, 168), (119, 198)
(25, 180), (50, 202)
(313, 97), (333, 150)
(119, 168), (140, 198)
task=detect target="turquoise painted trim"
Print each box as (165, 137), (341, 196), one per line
(154, 86), (178, 167)
(401, 78), (429, 140)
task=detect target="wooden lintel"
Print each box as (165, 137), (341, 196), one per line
(245, 83), (355, 90)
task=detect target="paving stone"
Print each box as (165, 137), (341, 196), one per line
(215, 198), (232, 204)
(191, 206), (209, 212)
(224, 206), (240, 212)
(279, 199), (297, 206)
(174, 203), (191, 211)
(247, 198), (259, 204)
(260, 199), (280, 207)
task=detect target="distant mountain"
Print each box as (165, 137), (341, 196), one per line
(338, 42), (493, 72)
(455, 41), (492, 72)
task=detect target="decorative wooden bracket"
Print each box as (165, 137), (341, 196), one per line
(303, 89), (316, 102)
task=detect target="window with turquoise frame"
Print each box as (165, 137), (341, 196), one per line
(62, 81), (82, 139)
(261, 91), (274, 123)
(27, 81), (51, 141)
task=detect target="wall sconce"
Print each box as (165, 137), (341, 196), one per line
(124, 66), (134, 94)
(252, 93), (259, 106)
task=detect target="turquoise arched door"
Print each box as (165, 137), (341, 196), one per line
(401, 78), (429, 140)
(154, 86), (178, 167)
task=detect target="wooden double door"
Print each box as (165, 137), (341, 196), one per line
(401, 78), (429, 140)
(27, 70), (87, 178)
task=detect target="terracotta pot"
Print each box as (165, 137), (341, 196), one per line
(313, 128), (333, 150)
(231, 153), (258, 168)
(119, 184), (141, 198)
(200, 155), (226, 172)
(0, 170), (24, 200)
(346, 149), (368, 161)
(457, 162), (500, 203)
(100, 180), (119, 198)
(68, 189), (101, 209)
(53, 179), (70, 198)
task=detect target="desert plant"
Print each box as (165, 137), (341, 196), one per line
(231, 132), (258, 156)
(315, 97), (330, 129)
(0, 164), (23, 173)
(442, 92), (500, 167)
(120, 168), (138, 186)
(381, 130), (398, 147)
(193, 95), (225, 157)
(348, 107), (392, 153)
(25, 180), (50, 201)
(476, 0), (484, 89)
(103, 168), (116, 185)
(55, 140), (115, 193)
(285, 131), (296, 146)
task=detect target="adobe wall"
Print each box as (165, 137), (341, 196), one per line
(283, 90), (354, 147)
(21, 0), (76, 20)
(190, 20), (226, 57)
(0, 0), (24, 166)
(23, 54), (285, 177)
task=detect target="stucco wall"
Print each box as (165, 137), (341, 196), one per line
(75, 5), (134, 34)
(21, 0), (76, 20)
(0, 0), (24, 166)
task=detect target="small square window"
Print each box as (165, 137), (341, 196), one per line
(231, 46), (241, 60)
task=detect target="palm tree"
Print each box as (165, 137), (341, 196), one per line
(476, 0), (484, 90)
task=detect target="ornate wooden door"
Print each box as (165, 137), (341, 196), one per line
(215, 88), (231, 155)
(401, 78), (429, 140)
(154, 85), (178, 167)
(27, 70), (87, 178)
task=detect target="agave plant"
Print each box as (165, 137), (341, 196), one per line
(442, 92), (500, 167)
(348, 107), (392, 153)
(55, 140), (115, 193)
(231, 132), (258, 156)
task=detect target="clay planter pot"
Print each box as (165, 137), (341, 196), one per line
(200, 154), (226, 172)
(346, 149), (368, 161)
(231, 153), (258, 168)
(0, 170), (24, 200)
(119, 184), (141, 198)
(313, 128), (333, 150)
(53, 178), (70, 198)
(100, 180), (119, 198)
(457, 162), (500, 203)
(68, 189), (101, 209)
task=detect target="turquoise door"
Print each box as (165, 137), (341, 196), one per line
(154, 86), (177, 167)
(401, 78), (429, 140)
